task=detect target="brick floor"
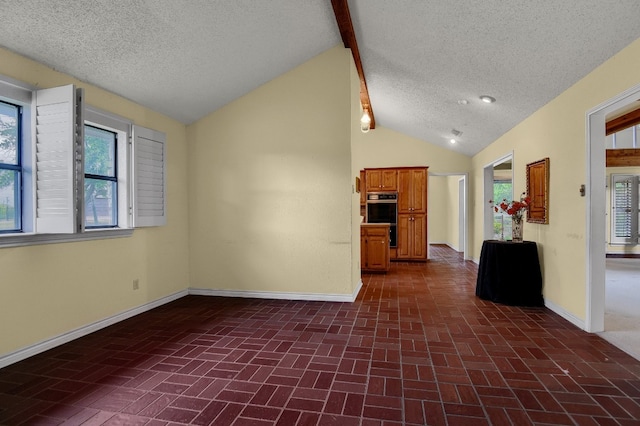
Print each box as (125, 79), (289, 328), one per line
(1, 245), (639, 425)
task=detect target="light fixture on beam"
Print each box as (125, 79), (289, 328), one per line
(361, 109), (372, 133)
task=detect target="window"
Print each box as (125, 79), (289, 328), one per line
(0, 100), (21, 233)
(0, 76), (167, 247)
(83, 106), (133, 232)
(84, 125), (117, 228)
(611, 174), (639, 245)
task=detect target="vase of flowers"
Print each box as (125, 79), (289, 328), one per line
(490, 193), (530, 242)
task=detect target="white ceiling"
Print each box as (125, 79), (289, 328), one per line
(1, 1), (640, 156)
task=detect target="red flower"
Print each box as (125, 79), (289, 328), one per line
(489, 193), (529, 219)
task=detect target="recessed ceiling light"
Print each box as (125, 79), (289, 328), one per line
(457, 99), (469, 105)
(480, 95), (496, 104)
(449, 139), (457, 144)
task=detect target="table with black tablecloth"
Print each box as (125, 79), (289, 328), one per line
(475, 240), (544, 307)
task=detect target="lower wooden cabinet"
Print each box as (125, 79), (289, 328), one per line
(361, 224), (390, 272)
(397, 213), (427, 260)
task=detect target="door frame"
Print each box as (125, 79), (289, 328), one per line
(483, 152), (514, 241)
(586, 82), (640, 332)
(428, 172), (469, 259)
(458, 177), (466, 255)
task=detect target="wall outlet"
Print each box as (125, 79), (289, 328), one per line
(133, 279), (139, 290)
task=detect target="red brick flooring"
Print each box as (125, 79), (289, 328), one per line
(1, 245), (640, 425)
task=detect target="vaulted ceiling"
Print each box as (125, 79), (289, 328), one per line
(1, 1), (640, 156)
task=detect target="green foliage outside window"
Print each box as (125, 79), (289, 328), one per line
(0, 103), (19, 230)
(493, 182), (512, 239)
(84, 125), (116, 227)
(0, 105), (18, 188)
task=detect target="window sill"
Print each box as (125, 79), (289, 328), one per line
(0, 228), (134, 249)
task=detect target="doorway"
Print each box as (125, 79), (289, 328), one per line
(587, 83), (640, 333)
(483, 153), (513, 241)
(428, 172), (469, 259)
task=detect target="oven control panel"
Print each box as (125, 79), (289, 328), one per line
(367, 192), (398, 201)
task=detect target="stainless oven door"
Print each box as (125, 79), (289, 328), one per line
(366, 195), (397, 247)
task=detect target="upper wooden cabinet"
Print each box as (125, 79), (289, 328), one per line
(398, 168), (427, 214)
(365, 169), (397, 192)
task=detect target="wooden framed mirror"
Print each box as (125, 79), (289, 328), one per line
(526, 158), (549, 224)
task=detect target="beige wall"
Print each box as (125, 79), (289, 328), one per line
(0, 48), (190, 356)
(350, 51), (363, 284)
(605, 166), (640, 254)
(428, 176), (448, 244)
(187, 46), (357, 297)
(471, 38), (640, 320)
(353, 125), (471, 174)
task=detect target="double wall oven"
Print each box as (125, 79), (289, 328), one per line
(366, 192), (397, 247)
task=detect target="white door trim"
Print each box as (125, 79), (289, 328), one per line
(458, 176), (466, 257)
(483, 152), (514, 241)
(586, 83), (640, 332)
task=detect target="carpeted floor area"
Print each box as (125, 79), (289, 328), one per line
(1, 245), (639, 425)
(600, 258), (640, 362)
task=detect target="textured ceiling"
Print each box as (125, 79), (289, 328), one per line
(1, 1), (640, 156)
(0, 0), (340, 124)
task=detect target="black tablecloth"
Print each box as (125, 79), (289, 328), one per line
(475, 240), (544, 307)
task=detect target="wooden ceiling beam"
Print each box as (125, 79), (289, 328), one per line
(606, 106), (640, 135)
(331, 0), (375, 129)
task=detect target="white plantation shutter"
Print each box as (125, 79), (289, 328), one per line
(75, 89), (85, 233)
(611, 175), (639, 245)
(132, 125), (166, 227)
(34, 85), (83, 234)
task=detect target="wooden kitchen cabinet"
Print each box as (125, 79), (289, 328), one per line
(397, 167), (427, 260)
(360, 170), (366, 206)
(361, 224), (390, 272)
(398, 168), (427, 213)
(365, 168), (397, 192)
(397, 213), (427, 260)
(362, 166), (428, 262)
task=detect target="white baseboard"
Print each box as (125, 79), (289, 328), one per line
(544, 298), (586, 330)
(0, 281), (366, 369)
(189, 280), (364, 303)
(0, 290), (188, 369)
